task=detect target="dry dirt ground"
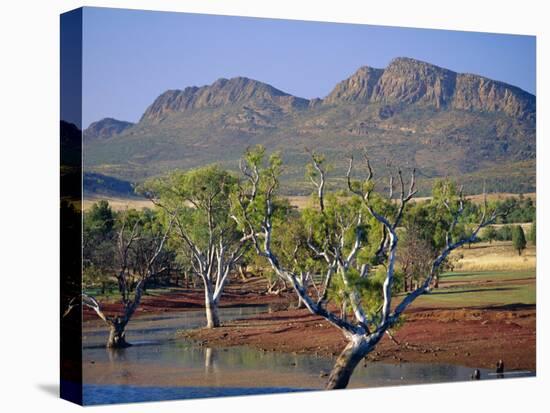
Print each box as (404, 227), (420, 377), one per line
(183, 304), (535, 371)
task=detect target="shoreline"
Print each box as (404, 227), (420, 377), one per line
(181, 305), (536, 372)
(82, 270), (536, 373)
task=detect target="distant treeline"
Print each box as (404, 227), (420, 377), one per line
(79, 172), (535, 297)
(480, 223), (534, 254)
(83, 172), (135, 198)
(492, 196), (536, 224)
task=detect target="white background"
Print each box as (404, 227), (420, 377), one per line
(0, 0), (547, 411)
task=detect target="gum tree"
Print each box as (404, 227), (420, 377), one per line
(235, 147), (502, 389)
(140, 166), (250, 328)
(397, 224), (435, 292)
(65, 207), (174, 348)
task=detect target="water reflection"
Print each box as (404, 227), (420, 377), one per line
(83, 305), (270, 348)
(106, 347), (128, 363)
(82, 307), (535, 405)
(204, 347), (221, 380)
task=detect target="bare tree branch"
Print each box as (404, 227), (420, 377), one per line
(63, 293), (113, 326)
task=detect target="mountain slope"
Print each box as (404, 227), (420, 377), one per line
(140, 77), (309, 124)
(84, 57), (536, 195)
(325, 58), (534, 120)
(84, 118), (134, 140)
(83, 172), (136, 198)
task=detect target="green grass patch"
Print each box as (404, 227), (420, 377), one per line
(441, 270), (535, 283)
(408, 270), (536, 308)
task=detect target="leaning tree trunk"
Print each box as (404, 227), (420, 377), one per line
(296, 272), (309, 309)
(107, 318), (130, 348)
(326, 338), (368, 389)
(107, 282), (144, 348)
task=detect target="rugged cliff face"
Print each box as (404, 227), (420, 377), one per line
(84, 57), (536, 195)
(140, 77), (309, 123)
(323, 57), (535, 120)
(324, 66), (384, 104)
(452, 73), (535, 121)
(137, 57), (535, 124)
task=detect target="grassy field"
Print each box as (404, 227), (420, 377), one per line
(83, 196), (153, 211)
(406, 240), (536, 308)
(82, 229), (536, 312)
(83, 192), (535, 212)
(451, 240), (535, 272)
(83, 194), (314, 211)
(413, 192), (535, 204)
(410, 269), (535, 308)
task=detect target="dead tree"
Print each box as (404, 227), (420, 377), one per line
(236, 147), (501, 389)
(65, 212), (173, 348)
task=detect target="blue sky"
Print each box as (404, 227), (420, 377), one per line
(81, 7), (536, 128)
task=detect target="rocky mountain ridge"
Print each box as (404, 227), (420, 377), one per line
(133, 57), (535, 125)
(83, 57), (536, 195)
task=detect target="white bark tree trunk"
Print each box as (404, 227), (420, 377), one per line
(237, 149), (502, 390)
(326, 336), (368, 389)
(204, 288), (220, 328)
(296, 272), (309, 309)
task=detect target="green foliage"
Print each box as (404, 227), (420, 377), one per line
(529, 220), (536, 245)
(396, 178), (496, 290)
(85, 199), (114, 237)
(126, 208), (175, 283)
(83, 172), (135, 198)
(512, 225), (527, 255)
(494, 196), (536, 224)
(397, 223), (437, 291)
(83, 264), (113, 293)
(308, 193), (389, 316)
(274, 211), (319, 273)
(404, 179), (472, 251)
(496, 225), (513, 241)
(140, 165), (240, 253)
(481, 226), (498, 243)
(241, 146), (402, 318)
(327, 266), (386, 322)
(83, 200), (116, 288)
(138, 164), (247, 298)
(231, 146), (286, 236)
(302, 194), (370, 258)
(83, 201), (174, 291)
